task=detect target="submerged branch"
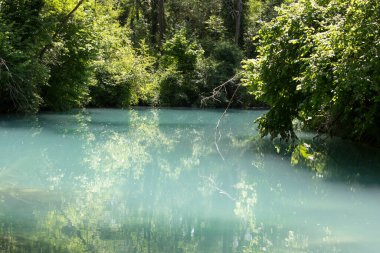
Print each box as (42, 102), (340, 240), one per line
(199, 175), (236, 201)
(215, 82), (241, 160)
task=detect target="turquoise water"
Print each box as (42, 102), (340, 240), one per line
(0, 108), (380, 253)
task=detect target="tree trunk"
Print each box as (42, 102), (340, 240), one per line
(135, 0), (140, 21)
(158, 0), (165, 44)
(150, 0), (158, 44)
(234, 0), (242, 45)
(150, 0), (165, 45)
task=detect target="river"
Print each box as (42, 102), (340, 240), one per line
(0, 108), (379, 253)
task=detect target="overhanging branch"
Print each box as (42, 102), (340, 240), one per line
(201, 74), (241, 160)
(39, 0), (86, 60)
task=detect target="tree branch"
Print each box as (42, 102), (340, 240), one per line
(39, 0), (86, 60)
(0, 57), (34, 111)
(201, 74), (239, 106)
(201, 74), (241, 160)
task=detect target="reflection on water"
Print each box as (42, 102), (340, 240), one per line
(0, 108), (380, 253)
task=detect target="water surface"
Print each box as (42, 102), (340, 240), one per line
(0, 108), (379, 253)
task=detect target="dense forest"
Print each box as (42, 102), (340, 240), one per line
(0, 0), (379, 145)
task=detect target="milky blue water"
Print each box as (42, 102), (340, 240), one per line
(0, 108), (380, 253)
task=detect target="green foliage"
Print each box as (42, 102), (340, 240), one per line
(42, 16), (96, 111)
(0, 0), (253, 113)
(0, 0), (95, 112)
(158, 69), (190, 106)
(158, 30), (204, 106)
(243, 0), (380, 144)
(0, 0), (49, 113)
(158, 30), (246, 107)
(291, 142), (327, 175)
(210, 41), (242, 80)
(204, 15), (227, 39)
(0, 0), (157, 112)
(91, 43), (155, 107)
(244, 0), (289, 57)
(200, 41), (245, 107)
(160, 30), (202, 72)
(165, 0), (223, 37)
(89, 4), (155, 108)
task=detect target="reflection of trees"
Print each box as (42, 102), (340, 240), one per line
(3, 109), (376, 252)
(244, 133), (380, 253)
(27, 109), (261, 253)
(33, 110), (174, 252)
(0, 109), (262, 252)
(286, 136), (380, 185)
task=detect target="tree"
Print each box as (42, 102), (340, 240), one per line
(89, 2), (155, 107)
(158, 29), (204, 105)
(242, 0), (380, 145)
(0, 0), (49, 113)
(39, 0), (86, 60)
(221, 0), (247, 46)
(0, 0), (260, 113)
(150, 0), (165, 45)
(235, 0), (243, 44)
(40, 0), (97, 110)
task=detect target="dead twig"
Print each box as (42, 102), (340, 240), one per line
(201, 74), (241, 160)
(201, 75), (239, 106)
